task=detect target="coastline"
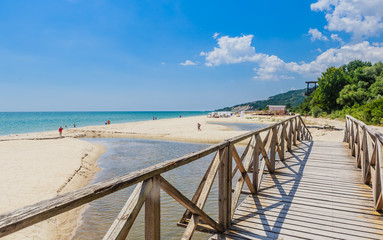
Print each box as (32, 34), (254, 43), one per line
(0, 139), (105, 240)
(2, 113), (381, 239)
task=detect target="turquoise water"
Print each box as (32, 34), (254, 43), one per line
(0, 111), (207, 136)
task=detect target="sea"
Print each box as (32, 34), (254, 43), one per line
(0, 111), (207, 136)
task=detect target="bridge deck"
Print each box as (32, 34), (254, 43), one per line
(212, 141), (383, 239)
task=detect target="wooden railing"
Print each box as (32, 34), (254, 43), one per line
(344, 115), (383, 211)
(0, 115), (312, 239)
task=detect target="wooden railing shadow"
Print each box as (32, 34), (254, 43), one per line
(227, 141), (313, 239)
(0, 115), (312, 240)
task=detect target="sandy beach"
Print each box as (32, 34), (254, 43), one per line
(0, 138), (105, 240)
(1, 113), (382, 239)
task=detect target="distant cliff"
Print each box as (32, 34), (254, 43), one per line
(216, 89), (306, 111)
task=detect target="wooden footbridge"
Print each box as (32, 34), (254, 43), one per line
(1, 115), (383, 239)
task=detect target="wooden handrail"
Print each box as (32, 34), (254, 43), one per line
(344, 115), (383, 211)
(0, 115), (312, 239)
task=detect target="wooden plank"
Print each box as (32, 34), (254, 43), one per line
(232, 145), (256, 194)
(252, 138), (260, 193)
(269, 127), (277, 172)
(145, 175), (160, 240)
(103, 180), (152, 240)
(182, 147), (224, 240)
(219, 145), (232, 229)
(257, 134), (273, 173)
(180, 151), (219, 223)
(231, 138), (251, 178)
(159, 176), (223, 232)
(231, 136), (256, 217)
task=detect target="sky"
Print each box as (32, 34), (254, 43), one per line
(0, 0), (383, 111)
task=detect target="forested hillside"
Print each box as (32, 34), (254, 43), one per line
(217, 89), (306, 111)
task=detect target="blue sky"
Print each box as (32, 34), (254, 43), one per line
(1, 0), (383, 111)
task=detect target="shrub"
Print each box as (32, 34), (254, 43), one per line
(311, 106), (322, 118)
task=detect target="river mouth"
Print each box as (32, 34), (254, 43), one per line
(73, 122), (266, 239)
(73, 139), (219, 239)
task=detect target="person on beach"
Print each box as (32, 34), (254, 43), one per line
(108, 120), (110, 125)
(59, 126), (63, 138)
(105, 120), (107, 125)
(73, 123), (76, 128)
(197, 123), (201, 131)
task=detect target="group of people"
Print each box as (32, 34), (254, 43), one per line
(105, 120), (111, 125)
(153, 116), (158, 120)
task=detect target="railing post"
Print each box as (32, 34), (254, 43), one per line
(280, 123), (285, 160)
(343, 117), (348, 143)
(253, 135), (261, 192)
(287, 119), (292, 152)
(270, 127), (277, 172)
(219, 144), (232, 229)
(362, 127), (371, 184)
(297, 119), (301, 141)
(373, 142), (383, 211)
(351, 121), (355, 156)
(145, 175), (160, 240)
(293, 117), (298, 146)
(356, 123), (361, 168)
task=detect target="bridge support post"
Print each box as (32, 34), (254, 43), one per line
(219, 144), (232, 229)
(145, 175), (160, 240)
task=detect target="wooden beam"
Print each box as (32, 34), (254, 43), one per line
(182, 148), (224, 239)
(103, 180), (152, 240)
(219, 145), (232, 229)
(159, 176), (223, 233)
(145, 175), (160, 240)
(232, 145), (256, 194)
(231, 136), (256, 217)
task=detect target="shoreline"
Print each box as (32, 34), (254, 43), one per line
(0, 139), (105, 240)
(1, 114), (381, 239)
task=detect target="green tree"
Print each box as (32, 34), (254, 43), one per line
(342, 60), (371, 79)
(370, 76), (383, 97)
(311, 67), (351, 113)
(337, 82), (370, 107)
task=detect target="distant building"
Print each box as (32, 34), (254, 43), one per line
(268, 105), (286, 114)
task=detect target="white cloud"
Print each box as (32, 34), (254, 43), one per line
(330, 34), (343, 43)
(308, 28), (328, 41)
(213, 32), (219, 39)
(201, 34), (383, 81)
(311, 0), (383, 40)
(179, 60), (197, 66)
(200, 34), (262, 66)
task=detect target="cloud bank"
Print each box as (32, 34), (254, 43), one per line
(202, 35), (383, 81)
(311, 0), (383, 40)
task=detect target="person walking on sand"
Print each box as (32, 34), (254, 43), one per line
(59, 126), (63, 138)
(197, 123), (201, 131)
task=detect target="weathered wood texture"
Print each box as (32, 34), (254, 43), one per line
(344, 115), (383, 211)
(0, 115), (312, 239)
(211, 141), (383, 240)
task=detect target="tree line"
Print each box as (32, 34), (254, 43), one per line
(293, 60), (383, 125)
